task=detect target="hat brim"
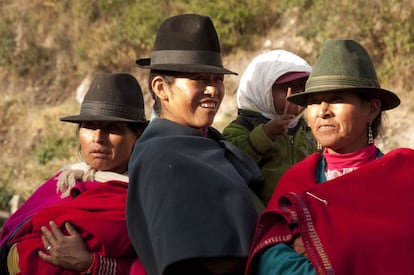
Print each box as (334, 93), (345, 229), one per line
(60, 115), (149, 125)
(276, 72), (310, 84)
(136, 58), (237, 75)
(287, 87), (400, 111)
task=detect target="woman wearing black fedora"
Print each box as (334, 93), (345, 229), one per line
(126, 13), (261, 275)
(0, 72), (148, 274)
(245, 39), (414, 275)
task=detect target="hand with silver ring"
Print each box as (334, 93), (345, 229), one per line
(38, 220), (93, 272)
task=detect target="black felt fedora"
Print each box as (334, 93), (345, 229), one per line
(287, 39), (400, 110)
(60, 73), (148, 124)
(136, 13), (237, 75)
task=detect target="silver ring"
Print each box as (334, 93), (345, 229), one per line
(46, 245), (52, 252)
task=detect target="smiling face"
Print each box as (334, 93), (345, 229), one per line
(79, 121), (140, 173)
(152, 73), (225, 129)
(305, 91), (381, 154)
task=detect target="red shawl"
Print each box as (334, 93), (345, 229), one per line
(8, 180), (138, 274)
(246, 148), (414, 275)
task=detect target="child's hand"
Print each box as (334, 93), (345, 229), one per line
(264, 114), (295, 138)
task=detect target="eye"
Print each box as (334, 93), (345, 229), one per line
(213, 75), (224, 82)
(189, 74), (224, 82)
(189, 74), (205, 81)
(306, 96), (322, 105)
(109, 124), (119, 131)
(107, 123), (121, 132)
(81, 121), (97, 130)
(107, 123), (129, 135)
(328, 95), (344, 103)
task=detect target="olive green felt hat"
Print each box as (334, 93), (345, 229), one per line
(287, 39), (400, 110)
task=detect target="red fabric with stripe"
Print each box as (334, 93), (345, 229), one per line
(247, 148), (414, 275)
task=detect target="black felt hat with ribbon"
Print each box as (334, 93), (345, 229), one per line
(60, 72), (148, 124)
(287, 39), (400, 110)
(136, 13), (237, 75)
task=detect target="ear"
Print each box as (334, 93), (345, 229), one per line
(152, 76), (168, 101)
(368, 98), (381, 122)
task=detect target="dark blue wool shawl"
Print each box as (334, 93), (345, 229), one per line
(127, 118), (260, 275)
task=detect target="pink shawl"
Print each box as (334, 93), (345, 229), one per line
(0, 173), (66, 246)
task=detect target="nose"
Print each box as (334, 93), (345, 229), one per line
(317, 101), (332, 119)
(92, 129), (105, 143)
(204, 75), (223, 98)
(205, 85), (219, 98)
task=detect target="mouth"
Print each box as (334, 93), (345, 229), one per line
(318, 124), (336, 131)
(90, 148), (110, 157)
(200, 99), (219, 109)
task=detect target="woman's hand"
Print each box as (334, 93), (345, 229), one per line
(38, 221), (94, 272)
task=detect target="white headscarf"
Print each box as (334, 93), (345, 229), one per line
(56, 161), (129, 198)
(237, 50), (311, 122)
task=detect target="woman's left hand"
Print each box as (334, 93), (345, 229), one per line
(38, 220), (93, 272)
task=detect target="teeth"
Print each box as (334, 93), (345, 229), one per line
(201, 102), (216, 108)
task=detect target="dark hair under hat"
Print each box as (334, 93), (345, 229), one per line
(60, 72), (148, 124)
(136, 13), (237, 75)
(287, 39), (400, 111)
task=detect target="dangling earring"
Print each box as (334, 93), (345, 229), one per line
(317, 142), (322, 150)
(368, 122), (374, 144)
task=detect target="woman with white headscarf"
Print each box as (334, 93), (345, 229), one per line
(223, 50), (317, 206)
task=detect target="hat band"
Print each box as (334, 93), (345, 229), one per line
(306, 75), (380, 92)
(151, 50), (223, 67)
(80, 101), (145, 121)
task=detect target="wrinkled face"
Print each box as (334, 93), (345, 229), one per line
(154, 73), (225, 129)
(79, 121), (140, 173)
(305, 91), (381, 154)
(272, 78), (307, 115)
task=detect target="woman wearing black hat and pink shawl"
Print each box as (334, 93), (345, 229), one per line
(0, 73), (148, 274)
(126, 14), (261, 275)
(245, 39), (414, 275)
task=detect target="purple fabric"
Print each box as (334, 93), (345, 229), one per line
(0, 173), (64, 246)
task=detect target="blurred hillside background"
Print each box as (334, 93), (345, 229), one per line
(1, 0), (413, 220)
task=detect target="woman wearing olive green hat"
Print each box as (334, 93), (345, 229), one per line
(245, 39), (414, 275)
